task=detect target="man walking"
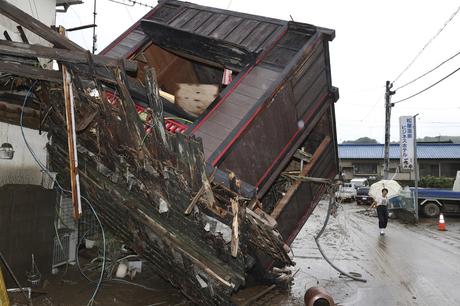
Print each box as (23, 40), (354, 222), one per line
(372, 188), (389, 235)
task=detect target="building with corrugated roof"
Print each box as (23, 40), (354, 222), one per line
(338, 143), (460, 180)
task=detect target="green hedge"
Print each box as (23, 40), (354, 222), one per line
(419, 176), (454, 189)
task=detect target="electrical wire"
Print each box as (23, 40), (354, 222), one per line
(393, 2), (460, 84)
(108, 0), (154, 8)
(394, 49), (460, 91)
(393, 65), (460, 104)
(20, 82), (106, 306)
(314, 187), (367, 283)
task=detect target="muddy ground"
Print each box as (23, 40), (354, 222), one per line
(8, 200), (460, 305)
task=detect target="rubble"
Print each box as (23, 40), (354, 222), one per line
(0, 0), (339, 304)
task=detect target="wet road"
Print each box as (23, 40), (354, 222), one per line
(282, 200), (460, 306)
(21, 200), (460, 305)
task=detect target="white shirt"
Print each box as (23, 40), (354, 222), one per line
(376, 195), (388, 206)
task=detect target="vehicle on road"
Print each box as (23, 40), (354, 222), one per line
(416, 188), (460, 218)
(351, 178), (369, 189)
(356, 187), (372, 205)
(336, 183), (357, 202)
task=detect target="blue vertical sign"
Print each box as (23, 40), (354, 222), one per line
(399, 116), (415, 170)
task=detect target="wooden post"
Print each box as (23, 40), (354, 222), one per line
(231, 198), (239, 258)
(62, 65), (82, 218)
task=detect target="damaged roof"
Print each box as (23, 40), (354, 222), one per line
(102, 0), (338, 197)
(101, 0), (297, 58)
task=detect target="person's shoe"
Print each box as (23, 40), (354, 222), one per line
(380, 229), (385, 235)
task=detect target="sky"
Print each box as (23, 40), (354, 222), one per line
(57, 0), (460, 143)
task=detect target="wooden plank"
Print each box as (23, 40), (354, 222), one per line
(0, 62), (61, 82)
(175, 83), (219, 116)
(241, 23), (278, 51)
(231, 83), (265, 100)
(166, 0), (286, 26)
(278, 30), (310, 50)
(0, 0), (83, 51)
(0, 40), (138, 73)
(212, 99), (250, 120)
(181, 11), (213, 31)
(16, 26), (29, 43)
(141, 20), (257, 71)
(263, 45), (298, 68)
(218, 85), (296, 185)
(210, 16), (243, 40)
(291, 42), (324, 85)
(62, 65), (82, 218)
(184, 168), (216, 215)
(169, 8), (200, 28)
(225, 19), (260, 44)
(194, 13), (228, 36)
(230, 198), (239, 257)
(271, 136), (331, 219)
(295, 74), (328, 117)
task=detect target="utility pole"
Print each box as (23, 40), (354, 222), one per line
(383, 81), (395, 179)
(413, 114), (419, 222)
(92, 0), (97, 54)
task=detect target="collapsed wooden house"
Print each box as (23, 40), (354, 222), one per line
(0, 0), (339, 304)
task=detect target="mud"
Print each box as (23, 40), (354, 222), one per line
(284, 200), (460, 305)
(8, 200), (460, 305)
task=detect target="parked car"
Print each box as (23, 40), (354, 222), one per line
(336, 183), (357, 202)
(351, 178), (369, 189)
(356, 187), (372, 205)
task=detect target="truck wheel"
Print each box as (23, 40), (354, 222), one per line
(422, 202), (440, 218)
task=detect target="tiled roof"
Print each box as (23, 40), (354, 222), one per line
(338, 143), (460, 160)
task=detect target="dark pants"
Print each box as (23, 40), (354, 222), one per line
(377, 205), (388, 229)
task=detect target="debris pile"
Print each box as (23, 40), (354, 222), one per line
(0, 0), (339, 304)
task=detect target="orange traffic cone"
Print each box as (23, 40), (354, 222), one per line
(438, 213), (446, 231)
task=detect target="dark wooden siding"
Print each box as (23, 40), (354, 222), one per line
(216, 83), (297, 185)
(101, 0), (286, 58)
(213, 34), (331, 189)
(277, 140), (337, 243)
(193, 64), (283, 159)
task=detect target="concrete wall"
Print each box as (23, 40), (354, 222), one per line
(0, 122), (48, 187)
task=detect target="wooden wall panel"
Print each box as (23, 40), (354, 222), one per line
(138, 43), (199, 93)
(219, 84), (297, 186)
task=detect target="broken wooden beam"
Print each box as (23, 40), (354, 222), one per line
(0, 40), (138, 73)
(0, 0), (83, 50)
(62, 64), (82, 218)
(184, 168), (217, 215)
(271, 136), (331, 219)
(140, 20), (257, 71)
(231, 198), (239, 258)
(0, 62), (61, 82)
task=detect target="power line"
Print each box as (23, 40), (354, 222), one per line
(393, 65), (460, 104)
(108, 0), (154, 8)
(394, 48), (460, 91)
(393, 3), (460, 84)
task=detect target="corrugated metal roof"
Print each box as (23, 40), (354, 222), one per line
(338, 144), (460, 160)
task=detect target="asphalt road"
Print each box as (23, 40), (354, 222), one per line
(280, 200), (460, 306)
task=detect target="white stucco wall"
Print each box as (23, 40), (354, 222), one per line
(0, 122), (48, 187)
(0, 0), (57, 186)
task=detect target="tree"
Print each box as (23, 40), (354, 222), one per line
(342, 137), (379, 144)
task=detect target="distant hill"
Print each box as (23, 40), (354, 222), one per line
(342, 137), (379, 144)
